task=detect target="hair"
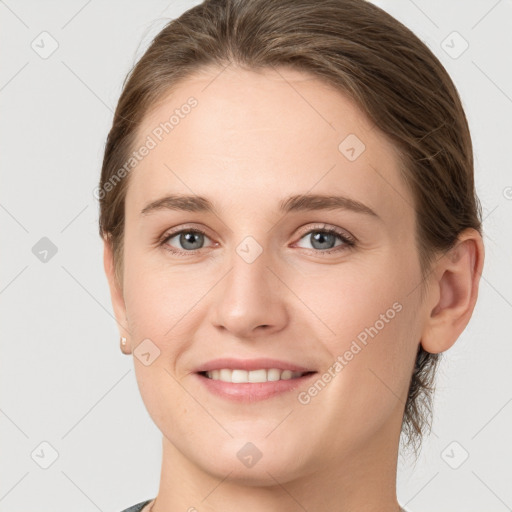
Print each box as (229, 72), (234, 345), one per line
(98, 0), (483, 454)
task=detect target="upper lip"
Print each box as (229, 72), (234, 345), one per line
(195, 358), (316, 373)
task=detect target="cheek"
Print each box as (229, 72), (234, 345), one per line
(124, 263), (198, 435)
(294, 258), (405, 346)
(122, 245), (203, 338)
(302, 253), (418, 403)
(133, 361), (198, 451)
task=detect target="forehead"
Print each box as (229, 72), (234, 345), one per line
(126, 65), (412, 225)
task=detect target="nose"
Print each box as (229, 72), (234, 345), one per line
(210, 243), (289, 339)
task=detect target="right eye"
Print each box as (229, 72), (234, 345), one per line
(161, 228), (215, 254)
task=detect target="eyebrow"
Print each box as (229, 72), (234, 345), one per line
(140, 193), (380, 219)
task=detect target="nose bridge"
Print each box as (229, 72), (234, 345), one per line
(212, 234), (288, 337)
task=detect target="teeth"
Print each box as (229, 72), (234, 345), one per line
(267, 368), (281, 381)
(204, 368), (305, 383)
(281, 370), (292, 380)
(248, 369), (267, 383)
(232, 369), (248, 383)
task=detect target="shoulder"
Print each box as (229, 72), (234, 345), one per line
(119, 499), (153, 512)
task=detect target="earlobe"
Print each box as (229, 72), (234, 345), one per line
(103, 237), (131, 353)
(420, 229), (485, 354)
(120, 336), (131, 355)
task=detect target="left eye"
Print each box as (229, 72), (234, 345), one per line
(295, 229), (354, 251)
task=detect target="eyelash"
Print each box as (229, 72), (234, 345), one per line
(158, 224), (356, 256)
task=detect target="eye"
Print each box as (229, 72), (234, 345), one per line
(158, 224), (356, 256)
(295, 225), (356, 253)
(160, 228), (214, 254)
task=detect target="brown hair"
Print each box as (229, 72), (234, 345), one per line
(98, 0), (483, 453)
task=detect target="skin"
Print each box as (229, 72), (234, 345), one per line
(103, 65), (484, 512)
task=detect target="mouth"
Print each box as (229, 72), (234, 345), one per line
(199, 368), (315, 383)
(194, 358), (318, 402)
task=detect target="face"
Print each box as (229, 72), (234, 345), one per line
(110, 66), (427, 483)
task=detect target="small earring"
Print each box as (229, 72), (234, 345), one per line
(121, 336), (127, 346)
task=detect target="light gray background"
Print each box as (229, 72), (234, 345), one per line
(1, 1), (511, 511)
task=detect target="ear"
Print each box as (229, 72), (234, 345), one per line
(103, 237), (131, 354)
(421, 228), (485, 354)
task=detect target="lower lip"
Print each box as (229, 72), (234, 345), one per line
(195, 372), (317, 402)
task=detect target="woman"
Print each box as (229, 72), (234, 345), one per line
(98, 0), (485, 510)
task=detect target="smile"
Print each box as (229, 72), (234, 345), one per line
(202, 368), (309, 383)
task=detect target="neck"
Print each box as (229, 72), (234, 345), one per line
(152, 416), (402, 512)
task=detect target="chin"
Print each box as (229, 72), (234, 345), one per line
(193, 436), (307, 485)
